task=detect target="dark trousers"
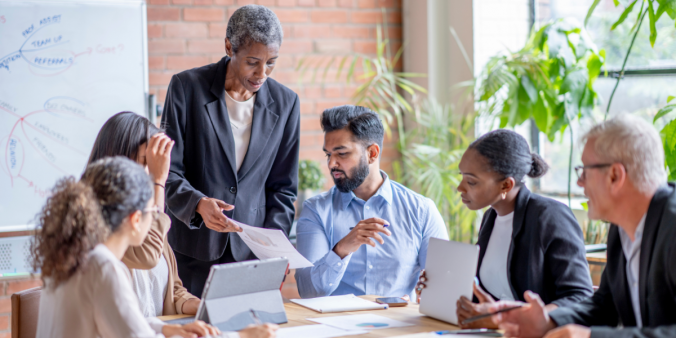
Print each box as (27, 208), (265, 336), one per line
(174, 241), (236, 298)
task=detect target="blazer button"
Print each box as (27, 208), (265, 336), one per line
(229, 186), (237, 194)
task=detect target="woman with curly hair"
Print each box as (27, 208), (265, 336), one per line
(33, 157), (277, 338)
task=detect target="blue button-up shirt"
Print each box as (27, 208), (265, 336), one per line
(295, 171), (448, 299)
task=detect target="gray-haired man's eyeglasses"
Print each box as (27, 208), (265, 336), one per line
(574, 164), (613, 181)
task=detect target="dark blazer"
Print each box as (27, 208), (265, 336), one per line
(161, 56), (300, 261)
(550, 183), (676, 338)
(475, 186), (593, 307)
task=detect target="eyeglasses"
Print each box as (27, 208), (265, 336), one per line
(574, 164), (613, 181)
(142, 205), (161, 220)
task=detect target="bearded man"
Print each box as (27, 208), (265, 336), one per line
(295, 105), (448, 300)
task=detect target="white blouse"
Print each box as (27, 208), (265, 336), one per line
(132, 254), (169, 317)
(479, 211), (515, 301)
(36, 244), (165, 338)
(36, 244), (240, 338)
(224, 90), (255, 172)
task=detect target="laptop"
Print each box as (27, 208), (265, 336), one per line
(419, 238), (480, 325)
(166, 257), (289, 331)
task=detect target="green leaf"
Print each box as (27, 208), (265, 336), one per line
(561, 67), (588, 95)
(661, 118), (676, 153)
(533, 92), (551, 133)
(581, 201), (589, 211)
(653, 104), (676, 122)
(611, 0), (638, 30)
(586, 53), (603, 86)
(649, 0), (657, 47)
(585, 0), (602, 26)
(669, 95), (676, 103)
(520, 75), (538, 102)
(613, 0), (620, 6)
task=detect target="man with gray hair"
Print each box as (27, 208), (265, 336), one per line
(162, 4), (300, 297)
(489, 114), (676, 338)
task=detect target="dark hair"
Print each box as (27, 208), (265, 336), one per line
(81, 157), (154, 233)
(320, 105), (384, 149)
(88, 111), (162, 165)
(468, 129), (549, 184)
(31, 157), (152, 289)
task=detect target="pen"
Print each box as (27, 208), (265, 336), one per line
(460, 305), (524, 325)
(249, 309), (262, 325)
(349, 224), (390, 230)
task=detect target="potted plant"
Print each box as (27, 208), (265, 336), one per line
(297, 159), (326, 218)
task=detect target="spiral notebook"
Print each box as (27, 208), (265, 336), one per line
(290, 294), (388, 313)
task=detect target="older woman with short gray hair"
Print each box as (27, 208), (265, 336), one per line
(161, 3), (300, 307)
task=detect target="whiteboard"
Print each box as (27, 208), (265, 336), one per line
(0, 0), (148, 231)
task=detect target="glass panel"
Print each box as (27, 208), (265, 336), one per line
(537, 0), (676, 69)
(537, 76), (676, 196)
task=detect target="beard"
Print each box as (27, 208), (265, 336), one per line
(332, 154), (370, 193)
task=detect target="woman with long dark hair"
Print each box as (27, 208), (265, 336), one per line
(416, 129), (593, 329)
(87, 111), (201, 316)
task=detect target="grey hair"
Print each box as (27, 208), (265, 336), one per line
(582, 114), (666, 194)
(226, 5), (283, 54)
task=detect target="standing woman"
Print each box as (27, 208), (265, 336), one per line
(162, 4), (299, 296)
(416, 129), (592, 328)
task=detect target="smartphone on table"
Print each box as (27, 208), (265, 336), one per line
(375, 297), (409, 307)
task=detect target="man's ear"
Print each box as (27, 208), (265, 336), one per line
(367, 143), (381, 164)
(608, 163), (627, 194)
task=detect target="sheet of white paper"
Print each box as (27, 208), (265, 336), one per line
(291, 294), (388, 313)
(308, 314), (414, 331)
(232, 219), (313, 269)
(276, 324), (367, 338)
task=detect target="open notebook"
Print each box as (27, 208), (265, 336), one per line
(290, 294), (388, 313)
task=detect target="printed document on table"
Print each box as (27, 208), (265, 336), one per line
(231, 219), (313, 269)
(308, 314), (414, 331)
(276, 324), (367, 338)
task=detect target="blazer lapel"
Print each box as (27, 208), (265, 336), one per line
(506, 186), (530, 300)
(205, 57), (237, 176)
(638, 184), (673, 324)
(236, 81), (279, 181)
(606, 226), (637, 326)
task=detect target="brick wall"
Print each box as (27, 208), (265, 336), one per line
(148, 0), (403, 185)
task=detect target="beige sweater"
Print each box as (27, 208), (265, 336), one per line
(121, 212), (198, 315)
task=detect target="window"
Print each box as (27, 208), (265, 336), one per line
(533, 0), (676, 198)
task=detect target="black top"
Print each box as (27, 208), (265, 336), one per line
(550, 183), (676, 338)
(475, 186), (593, 307)
(162, 56), (300, 261)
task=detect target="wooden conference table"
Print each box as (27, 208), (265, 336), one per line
(159, 295), (460, 337)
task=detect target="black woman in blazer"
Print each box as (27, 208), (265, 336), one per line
(475, 186), (593, 307)
(161, 55), (299, 291)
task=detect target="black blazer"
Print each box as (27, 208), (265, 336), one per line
(476, 186), (593, 307)
(161, 56), (300, 261)
(550, 183), (676, 337)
